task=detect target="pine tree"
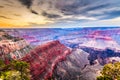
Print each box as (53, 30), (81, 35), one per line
(0, 60), (31, 80)
(97, 62), (120, 80)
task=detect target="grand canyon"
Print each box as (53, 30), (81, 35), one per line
(0, 27), (120, 80)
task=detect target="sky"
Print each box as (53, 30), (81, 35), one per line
(0, 0), (120, 28)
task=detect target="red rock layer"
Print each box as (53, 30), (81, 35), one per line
(21, 40), (71, 80)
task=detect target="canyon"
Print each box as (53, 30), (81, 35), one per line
(1, 27), (120, 80)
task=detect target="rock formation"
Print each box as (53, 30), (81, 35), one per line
(21, 40), (71, 80)
(0, 30), (32, 64)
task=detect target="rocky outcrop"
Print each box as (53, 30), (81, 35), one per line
(0, 30), (32, 64)
(21, 40), (71, 80)
(53, 49), (90, 80)
(52, 46), (120, 80)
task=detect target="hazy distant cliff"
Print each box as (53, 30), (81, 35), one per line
(0, 30), (32, 62)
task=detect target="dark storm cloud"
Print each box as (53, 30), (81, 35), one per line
(2, 0), (119, 20)
(82, 4), (110, 18)
(0, 0), (120, 27)
(59, 2), (109, 15)
(42, 11), (61, 18)
(18, 0), (32, 8)
(66, 4), (109, 15)
(57, 0), (93, 15)
(54, 0), (120, 20)
(57, 0), (100, 13)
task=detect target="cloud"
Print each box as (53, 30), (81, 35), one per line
(30, 9), (39, 15)
(0, 0), (120, 27)
(103, 10), (120, 19)
(0, 15), (12, 19)
(4, 0), (13, 4)
(0, 6), (4, 8)
(41, 11), (61, 18)
(18, 0), (32, 8)
(13, 14), (21, 17)
(79, 17), (120, 27)
(84, 4), (109, 13)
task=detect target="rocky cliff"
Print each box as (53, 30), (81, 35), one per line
(53, 48), (103, 80)
(21, 40), (71, 80)
(0, 30), (32, 63)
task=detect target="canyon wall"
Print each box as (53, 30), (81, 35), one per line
(21, 40), (71, 80)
